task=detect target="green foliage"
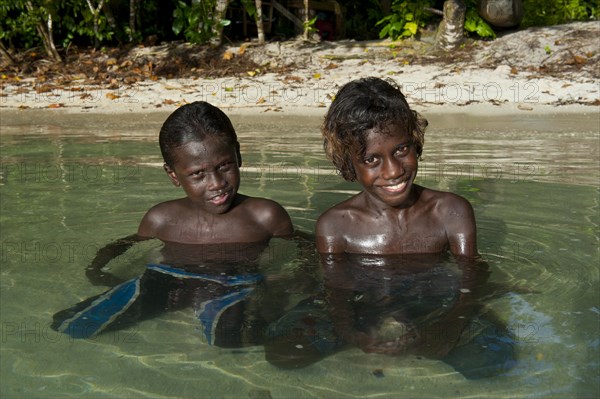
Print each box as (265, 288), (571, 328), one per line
(55, 0), (114, 47)
(464, 8), (496, 38)
(239, 0), (256, 19)
(173, 0), (229, 44)
(521, 0), (599, 27)
(376, 0), (434, 40)
(0, 0), (115, 50)
(0, 0), (41, 49)
(343, 0), (384, 40)
(303, 16), (319, 34)
(2, 0), (599, 55)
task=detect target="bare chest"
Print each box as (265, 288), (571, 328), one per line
(342, 217), (448, 254)
(158, 213), (269, 244)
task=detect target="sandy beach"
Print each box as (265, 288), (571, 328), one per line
(1, 21), (598, 117)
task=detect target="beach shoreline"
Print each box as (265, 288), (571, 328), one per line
(1, 21), (598, 118)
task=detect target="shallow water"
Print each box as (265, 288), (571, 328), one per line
(1, 110), (599, 398)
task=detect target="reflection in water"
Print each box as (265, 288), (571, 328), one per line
(265, 253), (518, 379)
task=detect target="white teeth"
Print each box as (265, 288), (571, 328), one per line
(382, 181), (407, 192)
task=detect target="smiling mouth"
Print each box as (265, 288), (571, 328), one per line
(209, 191), (231, 205)
(380, 180), (408, 194)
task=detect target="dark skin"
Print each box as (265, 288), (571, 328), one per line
(139, 137), (292, 243)
(86, 136), (293, 285)
(316, 124), (482, 356)
(317, 124), (477, 257)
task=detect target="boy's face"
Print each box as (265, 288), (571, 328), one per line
(352, 124), (418, 208)
(165, 137), (241, 214)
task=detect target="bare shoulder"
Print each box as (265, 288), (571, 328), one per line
(420, 187), (474, 219)
(421, 187), (477, 257)
(137, 199), (184, 238)
(316, 195), (361, 253)
(241, 196), (293, 237)
(316, 195), (359, 235)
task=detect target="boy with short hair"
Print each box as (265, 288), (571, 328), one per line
(53, 101), (293, 344)
(140, 100), (292, 244)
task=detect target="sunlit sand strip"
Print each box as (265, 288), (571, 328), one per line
(301, 383), (394, 398)
(113, 352), (276, 397)
(115, 387), (176, 398)
(285, 206), (314, 211)
(316, 190), (361, 195)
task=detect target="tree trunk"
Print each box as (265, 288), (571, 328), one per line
(0, 41), (16, 65)
(129, 0), (138, 42)
(255, 0), (265, 44)
(44, 12), (62, 62)
(85, 0), (105, 49)
(209, 0), (231, 47)
(435, 0), (466, 51)
(102, 2), (118, 41)
(25, 1), (62, 62)
(302, 0), (309, 40)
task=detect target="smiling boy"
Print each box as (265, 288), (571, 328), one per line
(138, 101), (293, 244)
(317, 77), (476, 258)
(277, 77), (516, 379)
(54, 102), (294, 343)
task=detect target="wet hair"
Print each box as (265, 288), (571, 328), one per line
(321, 77), (427, 181)
(159, 101), (241, 167)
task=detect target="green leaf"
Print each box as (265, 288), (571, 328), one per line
(476, 22), (496, 38)
(379, 24), (391, 38)
(404, 21), (418, 36)
(464, 18), (477, 32)
(464, 9), (496, 38)
(392, 21), (404, 31)
(375, 15), (392, 26)
(172, 19), (183, 35)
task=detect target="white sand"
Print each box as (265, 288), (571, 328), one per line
(1, 21), (598, 117)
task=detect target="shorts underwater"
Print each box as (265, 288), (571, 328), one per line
(51, 263), (263, 345)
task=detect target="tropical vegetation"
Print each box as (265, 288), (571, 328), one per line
(1, 0), (598, 63)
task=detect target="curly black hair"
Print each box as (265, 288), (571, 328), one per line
(322, 77), (427, 181)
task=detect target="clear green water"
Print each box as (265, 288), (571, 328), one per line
(1, 111), (598, 398)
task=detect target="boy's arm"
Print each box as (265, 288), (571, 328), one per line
(85, 234), (149, 286)
(414, 257), (490, 358)
(413, 195), (487, 358)
(443, 194), (478, 259)
(315, 209), (347, 254)
(86, 209), (158, 286)
(255, 199), (294, 237)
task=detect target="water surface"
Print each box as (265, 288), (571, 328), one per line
(1, 110), (598, 398)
